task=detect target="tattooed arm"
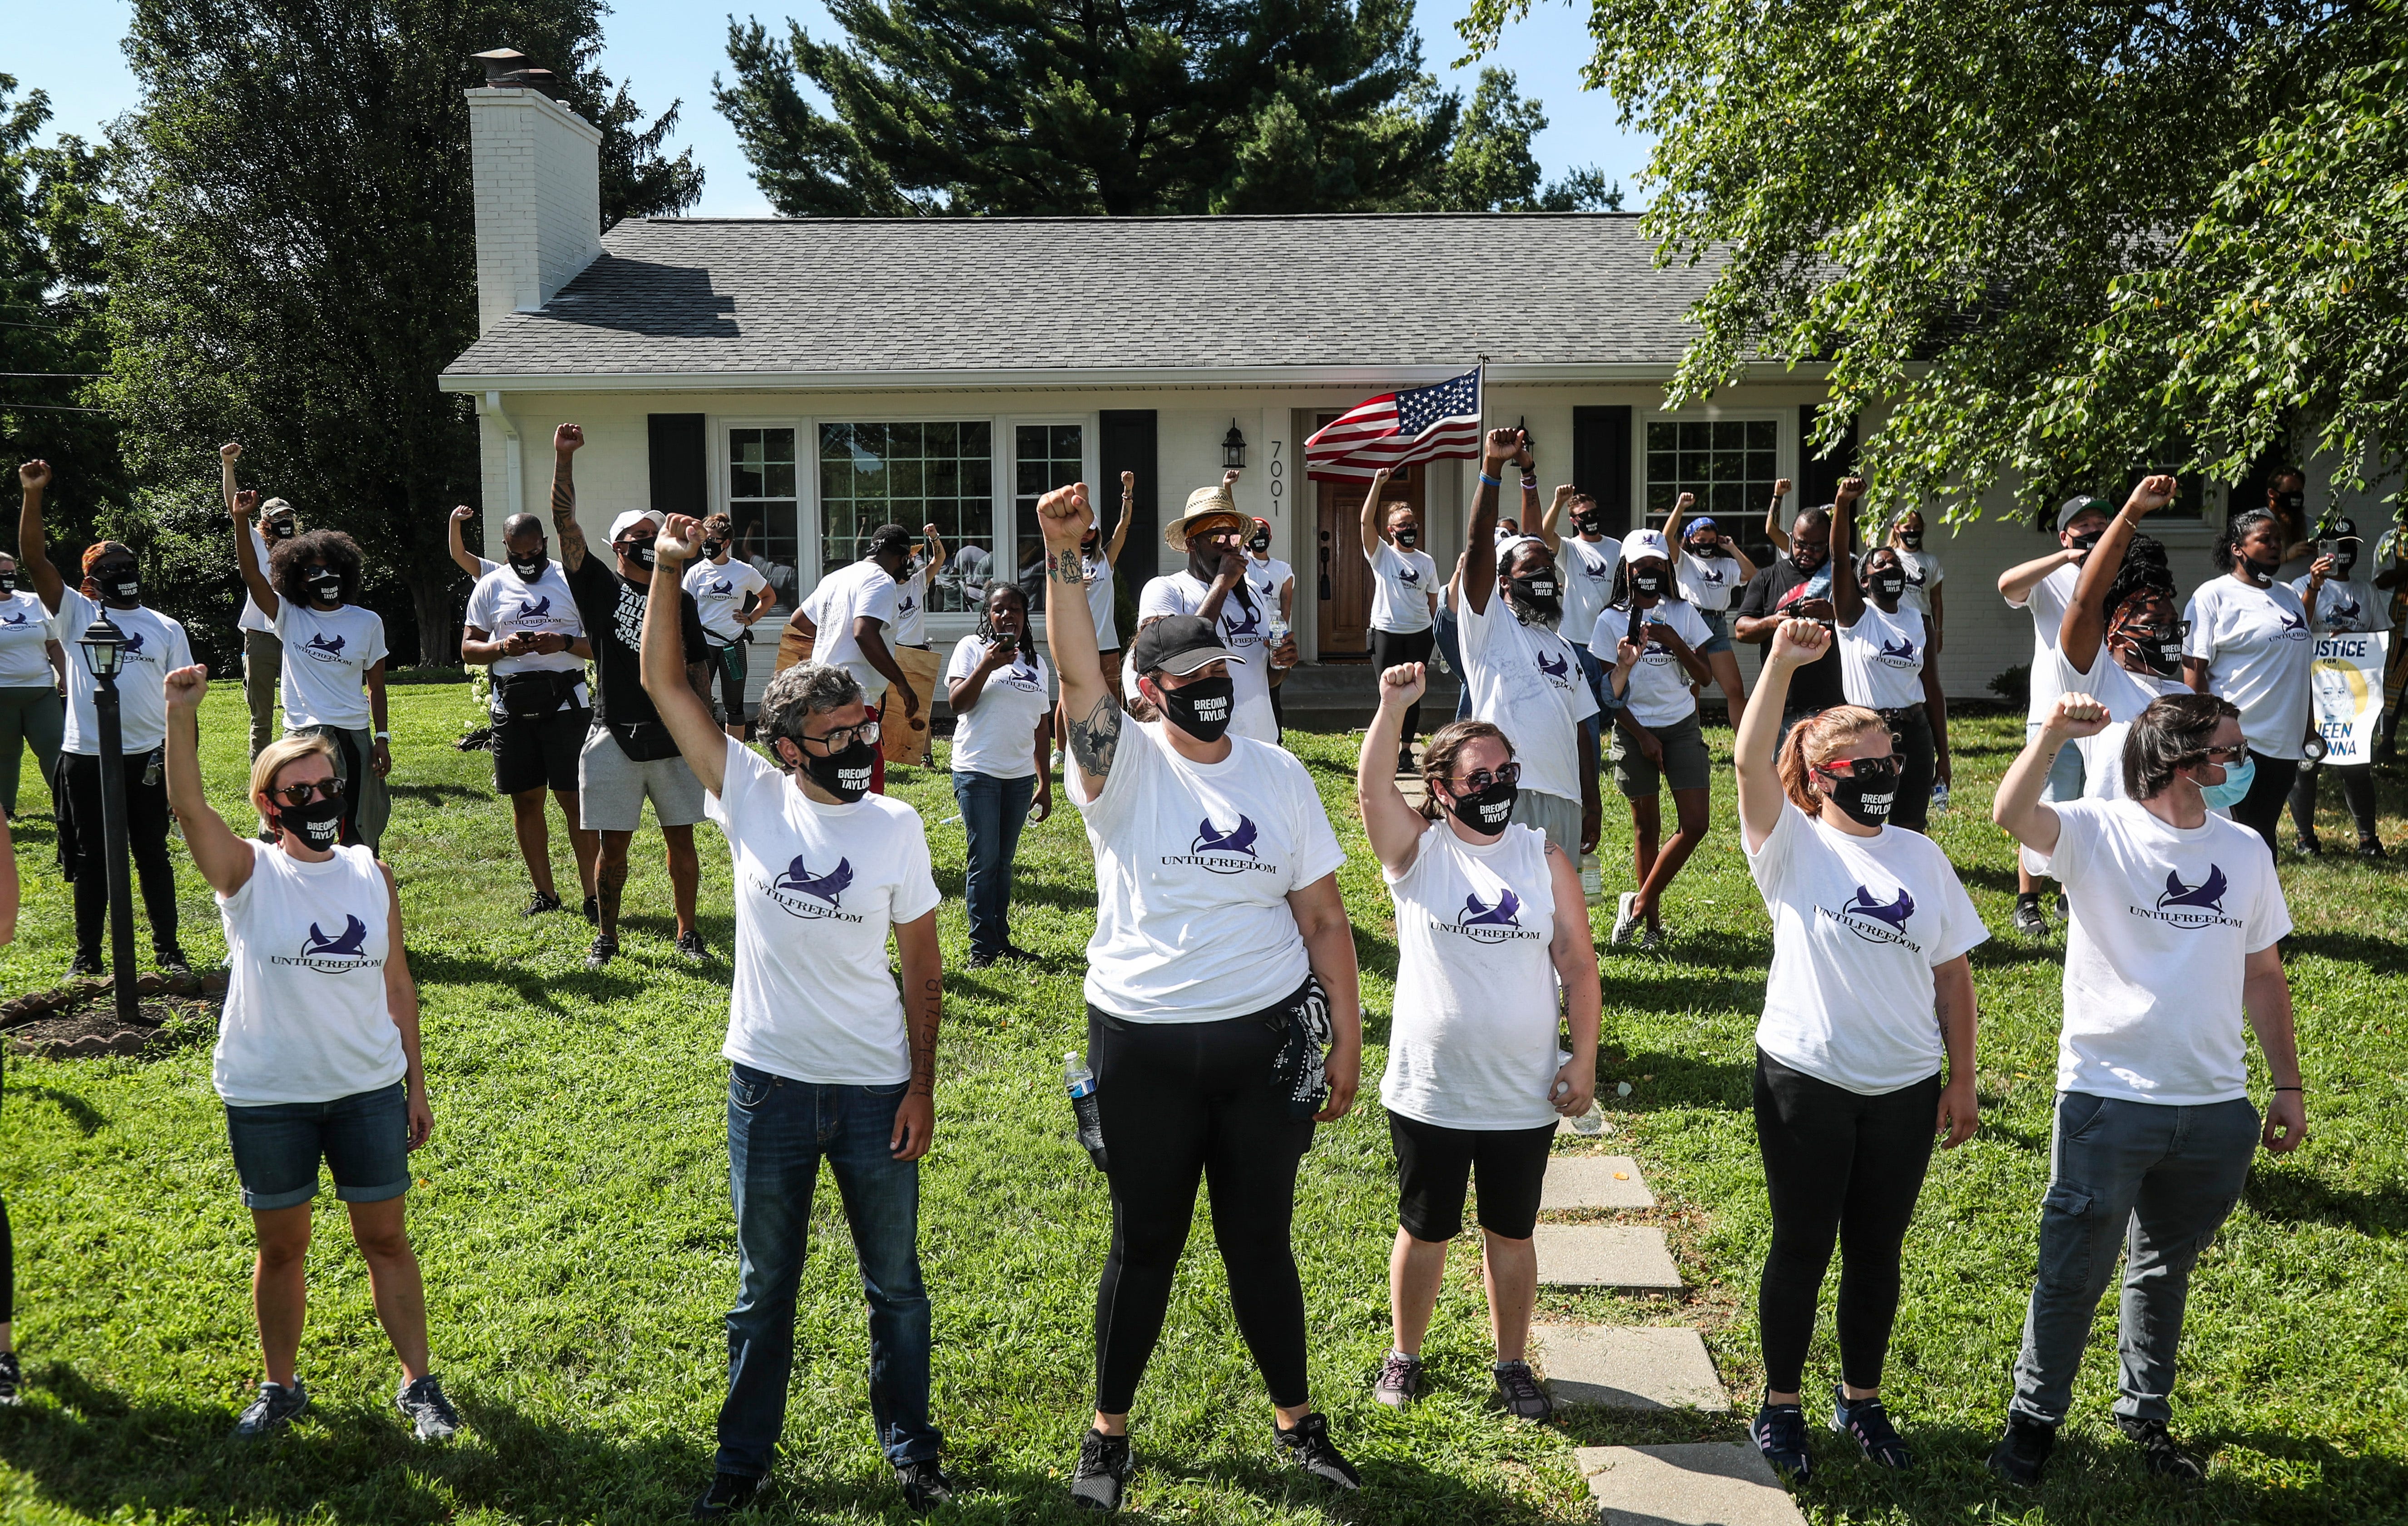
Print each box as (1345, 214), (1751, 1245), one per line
(1034, 480), (1122, 797)
(891, 909), (941, 1161)
(550, 424), (587, 572)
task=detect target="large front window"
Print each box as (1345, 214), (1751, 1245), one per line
(1646, 418), (1780, 562)
(818, 422), (996, 614)
(728, 427), (800, 612)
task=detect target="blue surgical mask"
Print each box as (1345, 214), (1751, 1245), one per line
(2197, 755), (2255, 810)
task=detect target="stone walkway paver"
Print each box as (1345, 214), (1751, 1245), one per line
(1533, 1225), (1682, 1292)
(1541, 1154), (1655, 1210)
(1532, 1323), (1728, 1411)
(1574, 1443), (1806, 1526)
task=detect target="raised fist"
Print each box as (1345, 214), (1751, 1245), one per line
(553, 423), (584, 455)
(17, 460), (50, 492)
(220, 441), (243, 464)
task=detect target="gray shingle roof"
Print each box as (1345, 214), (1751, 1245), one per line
(440, 213), (1712, 384)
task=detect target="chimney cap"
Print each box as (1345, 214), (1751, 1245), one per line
(471, 49), (560, 95)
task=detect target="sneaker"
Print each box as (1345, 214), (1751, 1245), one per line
(69, 951), (104, 978)
(965, 950), (999, 970)
(2053, 890), (2070, 920)
(395, 1372), (464, 1442)
(1273, 1412), (1362, 1491)
(1829, 1387), (1910, 1469)
(1638, 924), (1665, 955)
(1397, 747), (1417, 776)
(0, 1351), (21, 1406)
(1069, 1427), (1131, 1513)
(581, 894), (599, 925)
(1987, 1413), (2056, 1486)
(674, 929), (708, 962)
(155, 944), (193, 978)
(1492, 1360), (1554, 1421)
(1610, 891), (1640, 946)
(232, 1379), (311, 1438)
(2117, 1416), (2206, 1487)
(2295, 833), (2324, 857)
(893, 1458), (957, 1514)
(1752, 1402), (1812, 1483)
(1001, 942), (1043, 964)
(584, 934), (618, 970)
(523, 890), (563, 917)
(2360, 839), (2388, 860)
(690, 1470), (760, 1519)
(1372, 1351), (1423, 1408)
(2011, 898), (2048, 938)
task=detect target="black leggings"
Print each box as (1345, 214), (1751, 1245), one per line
(1371, 627), (1437, 741)
(58, 751), (180, 962)
(709, 641), (749, 730)
(2288, 759), (2378, 847)
(1754, 1049), (1939, 1394)
(1087, 1006), (1315, 1414)
(2226, 750), (2302, 860)
(1881, 706), (1935, 833)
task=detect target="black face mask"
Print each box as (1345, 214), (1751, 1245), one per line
(1508, 574), (1561, 622)
(703, 538), (727, 557)
(2241, 551), (2280, 586)
(1685, 539), (1721, 560)
(305, 568), (344, 604)
(1819, 759), (1899, 827)
(1897, 530), (1924, 549)
(2279, 492), (2306, 518)
(1246, 532), (1271, 553)
(275, 792), (345, 850)
(1571, 511), (1602, 537)
(619, 540), (656, 572)
(265, 517), (296, 542)
(96, 565), (142, 604)
(2068, 528), (2105, 553)
(1394, 528), (1419, 548)
(1155, 673), (1235, 743)
(800, 737), (876, 802)
(0, 572), (15, 594)
(1869, 571), (1908, 601)
(1628, 566), (1667, 599)
(508, 546), (548, 582)
(1442, 775), (1517, 833)
(2113, 622), (2186, 679)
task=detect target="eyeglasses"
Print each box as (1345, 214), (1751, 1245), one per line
(268, 776), (346, 807)
(2182, 742), (2249, 765)
(1814, 756), (1901, 783)
(1442, 761), (1521, 792)
(801, 719), (882, 753)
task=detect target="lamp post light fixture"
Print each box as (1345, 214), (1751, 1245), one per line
(1222, 420), (1248, 471)
(76, 616), (143, 1026)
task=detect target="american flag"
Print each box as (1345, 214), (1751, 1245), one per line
(1305, 366), (1485, 482)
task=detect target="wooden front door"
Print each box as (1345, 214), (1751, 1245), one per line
(1314, 423), (1427, 658)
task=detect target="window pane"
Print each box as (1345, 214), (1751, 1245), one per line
(1746, 420), (1777, 451)
(1647, 452), (1675, 484)
(1712, 420), (1745, 450)
(1677, 422), (1710, 451)
(726, 428), (802, 611)
(1011, 423), (1086, 605)
(819, 420), (1000, 613)
(1645, 416), (1782, 564)
(1647, 422), (1677, 453)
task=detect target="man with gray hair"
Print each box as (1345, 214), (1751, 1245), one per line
(639, 512), (954, 1519)
(1132, 468), (1296, 745)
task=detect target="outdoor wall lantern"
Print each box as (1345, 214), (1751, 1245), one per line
(78, 616), (126, 679)
(1223, 420), (1248, 470)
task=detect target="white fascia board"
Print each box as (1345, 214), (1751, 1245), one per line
(435, 360), (1781, 394)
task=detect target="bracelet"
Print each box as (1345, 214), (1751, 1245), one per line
(1478, 472), (1502, 487)
(374, 731), (391, 741)
(1520, 475), (1539, 489)
(2274, 1085), (2304, 1092)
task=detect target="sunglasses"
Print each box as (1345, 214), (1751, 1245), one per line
(1814, 755), (1901, 783)
(1442, 761), (1521, 792)
(801, 719), (882, 753)
(2182, 742), (2250, 765)
(268, 776), (346, 807)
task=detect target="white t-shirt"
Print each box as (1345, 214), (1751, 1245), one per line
(1365, 541), (1438, 635)
(1381, 821), (1563, 1130)
(810, 560), (903, 701)
(1675, 549), (1744, 613)
(57, 589), (192, 757)
(2184, 576), (2314, 760)
(1136, 572), (1279, 744)
(2021, 799), (2291, 1104)
(0, 590), (57, 687)
(1557, 535), (1623, 641)
(707, 738), (941, 1086)
(2292, 572), (2390, 635)
(238, 524), (276, 635)
(1244, 556), (1293, 619)
(1457, 590), (1600, 805)
(892, 562), (934, 648)
(464, 562), (589, 714)
(272, 601), (386, 731)
(685, 556), (770, 643)
(1894, 547), (1945, 620)
(1837, 602), (1929, 711)
(2053, 646), (2187, 802)
(1069, 721), (1345, 1023)
(213, 841), (404, 1107)
(1587, 598), (1712, 728)
(2010, 562), (2080, 724)
(1746, 802), (1988, 1094)
(944, 636), (1050, 779)
(1084, 552), (1120, 650)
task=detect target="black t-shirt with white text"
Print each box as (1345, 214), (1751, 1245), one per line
(565, 553), (708, 761)
(1735, 560), (1846, 715)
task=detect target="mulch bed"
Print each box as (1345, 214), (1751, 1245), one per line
(0, 973), (225, 1061)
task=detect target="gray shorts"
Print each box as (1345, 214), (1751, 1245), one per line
(1611, 711), (1712, 798)
(1509, 787), (1582, 857)
(579, 727), (706, 831)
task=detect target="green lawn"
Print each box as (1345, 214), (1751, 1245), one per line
(0, 684), (2402, 1524)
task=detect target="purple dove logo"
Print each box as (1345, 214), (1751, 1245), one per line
(1536, 649), (1569, 681)
(1697, 564), (1726, 584)
(121, 630), (147, 658)
(303, 632), (347, 661)
(1876, 635), (1918, 666)
(1828, 884), (1917, 944)
(300, 915), (371, 959)
(1222, 600), (1262, 638)
(2156, 865), (2228, 915)
(704, 576), (735, 596)
(1, 611), (28, 626)
(1459, 887), (1522, 926)
(897, 592), (917, 615)
(512, 595), (555, 621)
(2329, 595), (2362, 625)
(1006, 659), (1041, 688)
(773, 855), (853, 908)
(2278, 609), (2309, 640)
(1398, 565), (1422, 586)
(1192, 815), (1258, 857)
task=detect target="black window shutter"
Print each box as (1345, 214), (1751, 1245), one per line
(1571, 406), (1632, 536)
(1098, 410), (1158, 624)
(648, 413), (709, 522)
(1798, 404), (1858, 510)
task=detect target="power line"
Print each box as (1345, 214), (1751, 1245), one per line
(0, 372), (104, 378)
(0, 402), (113, 414)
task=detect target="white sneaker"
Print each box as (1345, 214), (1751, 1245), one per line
(1610, 892), (1640, 945)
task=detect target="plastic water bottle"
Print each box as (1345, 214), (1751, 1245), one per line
(1267, 613), (1291, 666)
(1930, 781), (1951, 812)
(1065, 1051), (1109, 1172)
(1578, 851), (1605, 905)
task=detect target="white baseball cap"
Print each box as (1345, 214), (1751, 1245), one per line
(1620, 528), (1672, 563)
(608, 509), (661, 545)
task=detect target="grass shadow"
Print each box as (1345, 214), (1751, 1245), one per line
(2242, 1166), (2408, 1236)
(0, 1084), (108, 1136)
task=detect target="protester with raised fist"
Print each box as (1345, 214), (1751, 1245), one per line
(221, 442), (301, 758)
(1357, 661), (1599, 1421)
(1037, 477), (1364, 1513)
(1734, 616), (1985, 1485)
(18, 458), (194, 978)
(682, 513), (774, 741)
(1736, 483), (1843, 756)
(1539, 484), (1625, 726)
(1664, 489), (1758, 730)
(1080, 472), (1138, 707)
(803, 522), (926, 791)
(1987, 690), (2304, 1488)
(0, 549), (64, 823)
(161, 664), (457, 1446)
(2051, 476), (2190, 804)
(1134, 468), (1294, 745)
(1830, 477), (1949, 835)
(446, 504), (496, 580)
(1997, 493), (2116, 933)
(946, 581), (1053, 968)
(2183, 506), (2314, 858)
(1359, 467), (1440, 768)
(1589, 528), (1714, 948)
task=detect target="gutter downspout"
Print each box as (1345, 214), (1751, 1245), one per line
(480, 390), (523, 551)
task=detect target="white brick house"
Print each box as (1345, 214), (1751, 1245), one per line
(440, 84), (2391, 713)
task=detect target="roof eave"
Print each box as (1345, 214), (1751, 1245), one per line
(437, 359), (1825, 394)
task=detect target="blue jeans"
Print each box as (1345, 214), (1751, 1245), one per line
(1432, 606), (1472, 722)
(2009, 1092), (2257, 1427)
(951, 771), (1035, 959)
(717, 1066), (939, 1475)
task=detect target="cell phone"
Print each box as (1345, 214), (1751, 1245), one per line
(1627, 601), (1644, 649)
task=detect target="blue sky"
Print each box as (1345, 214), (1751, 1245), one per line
(14, 0), (1652, 217)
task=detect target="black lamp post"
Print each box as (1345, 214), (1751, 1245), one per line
(76, 617), (142, 1024)
(1222, 420), (1247, 471)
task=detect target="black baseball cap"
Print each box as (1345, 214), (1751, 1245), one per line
(1128, 615), (1245, 678)
(2056, 495), (2112, 532)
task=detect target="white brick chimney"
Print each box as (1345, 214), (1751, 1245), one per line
(466, 80), (603, 335)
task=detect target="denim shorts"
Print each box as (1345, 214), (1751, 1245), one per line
(1695, 607), (1735, 656)
(224, 1081), (411, 1211)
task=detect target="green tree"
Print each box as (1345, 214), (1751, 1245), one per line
(718, 0), (1488, 215)
(1461, 0), (2404, 515)
(1422, 67), (1620, 212)
(97, 0), (701, 668)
